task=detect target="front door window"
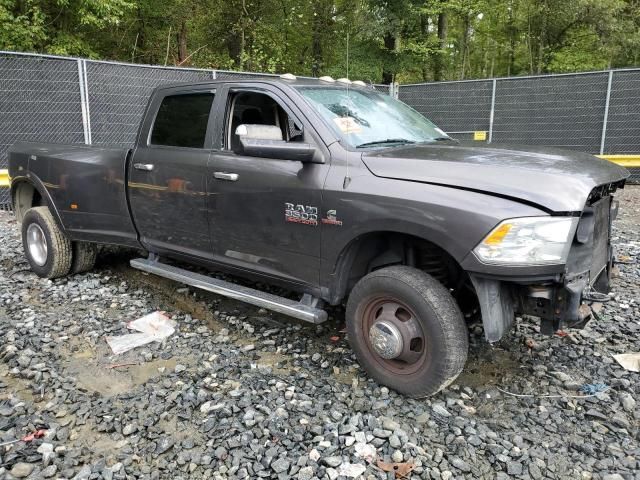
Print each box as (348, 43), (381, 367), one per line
(226, 91), (303, 152)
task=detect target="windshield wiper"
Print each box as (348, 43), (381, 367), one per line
(356, 139), (415, 148)
(431, 136), (453, 141)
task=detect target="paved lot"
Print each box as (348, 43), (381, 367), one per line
(0, 187), (638, 480)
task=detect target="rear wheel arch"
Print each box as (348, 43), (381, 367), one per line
(12, 180), (65, 232)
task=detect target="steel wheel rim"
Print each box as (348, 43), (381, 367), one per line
(27, 223), (48, 266)
(361, 296), (428, 375)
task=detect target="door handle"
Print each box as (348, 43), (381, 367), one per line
(213, 172), (239, 182)
(133, 163), (154, 171)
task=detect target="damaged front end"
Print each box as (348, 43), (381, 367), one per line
(470, 183), (621, 342)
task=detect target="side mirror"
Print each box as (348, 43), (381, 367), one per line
(235, 124), (323, 163)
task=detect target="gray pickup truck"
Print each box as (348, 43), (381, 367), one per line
(8, 75), (628, 397)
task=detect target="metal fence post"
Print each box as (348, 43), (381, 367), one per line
(82, 60), (92, 144)
(488, 78), (497, 144)
(600, 70), (613, 155)
(212, 69), (217, 80)
(77, 59), (90, 145)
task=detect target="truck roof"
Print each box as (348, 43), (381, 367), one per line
(154, 77), (374, 92)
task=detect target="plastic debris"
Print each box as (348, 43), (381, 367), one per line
(0, 429), (47, 447)
(106, 312), (176, 355)
(497, 386), (611, 399)
(376, 459), (415, 478)
(579, 383), (609, 395)
(613, 352), (640, 372)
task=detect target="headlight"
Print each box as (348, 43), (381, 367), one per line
(474, 216), (578, 265)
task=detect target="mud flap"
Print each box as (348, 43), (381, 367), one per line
(469, 274), (514, 343)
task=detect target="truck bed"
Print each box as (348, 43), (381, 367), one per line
(9, 142), (139, 246)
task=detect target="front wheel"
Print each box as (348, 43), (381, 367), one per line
(21, 206), (73, 279)
(346, 266), (468, 397)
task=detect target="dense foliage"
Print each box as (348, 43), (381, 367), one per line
(2, 0), (640, 83)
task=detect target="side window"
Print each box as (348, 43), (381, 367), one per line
(150, 92), (215, 148)
(227, 91), (303, 152)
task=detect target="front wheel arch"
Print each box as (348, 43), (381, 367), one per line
(328, 231), (478, 311)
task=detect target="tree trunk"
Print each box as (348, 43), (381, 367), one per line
(459, 14), (470, 80)
(434, 12), (447, 81)
(311, 1), (323, 76)
(177, 20), (187, 64)
(536, 0), (547, 74)
(506, 0), (516, 76)
(135, 6), (146, 63)
(420, 13), (428, 81)
(382, 32), (396, 84)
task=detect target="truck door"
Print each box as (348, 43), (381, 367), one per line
(128, 87), (215, 259)
(207, 85), (330, 287)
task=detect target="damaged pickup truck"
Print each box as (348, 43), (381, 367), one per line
(8, 75), (629, 397)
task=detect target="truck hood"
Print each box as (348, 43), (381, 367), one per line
(361, 143), (629, 212)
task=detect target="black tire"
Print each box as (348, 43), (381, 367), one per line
(346, 265), (468, 397)
(21, 206), (72, 279)
(71, 242), (98, 274)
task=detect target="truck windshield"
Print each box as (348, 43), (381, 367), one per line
(296, 86), (451, 148)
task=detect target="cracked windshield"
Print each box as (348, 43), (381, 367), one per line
(297, 86), (451, 148)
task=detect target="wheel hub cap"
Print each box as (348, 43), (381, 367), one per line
(369, 320), (403, 359)
(27, 223), (48, 266)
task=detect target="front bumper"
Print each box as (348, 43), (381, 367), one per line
(469, 193), (617, 342)
(470, 261), (612, 342)
(514, 253), (613, 335)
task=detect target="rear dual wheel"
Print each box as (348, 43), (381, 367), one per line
(346, 266), (468, 398)
(71, 241), (98, 274)
(22, 207), (97, 279)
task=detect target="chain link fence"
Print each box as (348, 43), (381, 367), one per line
(400, 79), (493, 142)
(0, 53), (85, 210)
(398, 70), (640, 181)
(86, 62), (214, 146)
(0, 51), (297, 208)
(2, 50), (638, 209)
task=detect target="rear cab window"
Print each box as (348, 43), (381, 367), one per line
(150, 92), (215, 148)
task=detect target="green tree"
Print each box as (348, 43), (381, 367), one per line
(1, 0), (640, 82)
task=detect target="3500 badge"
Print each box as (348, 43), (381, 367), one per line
(284, 203), (318, 226)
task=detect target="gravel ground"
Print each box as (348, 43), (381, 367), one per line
(0, 187), (639, 480)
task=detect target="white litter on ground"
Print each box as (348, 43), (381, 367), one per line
(106, 311), (176, 355)
(613, 353), (640, 372)
(337, 463), (367, 478)
(353, 442), (377, 462)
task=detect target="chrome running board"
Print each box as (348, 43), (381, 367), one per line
(130, 257), (328, 324)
